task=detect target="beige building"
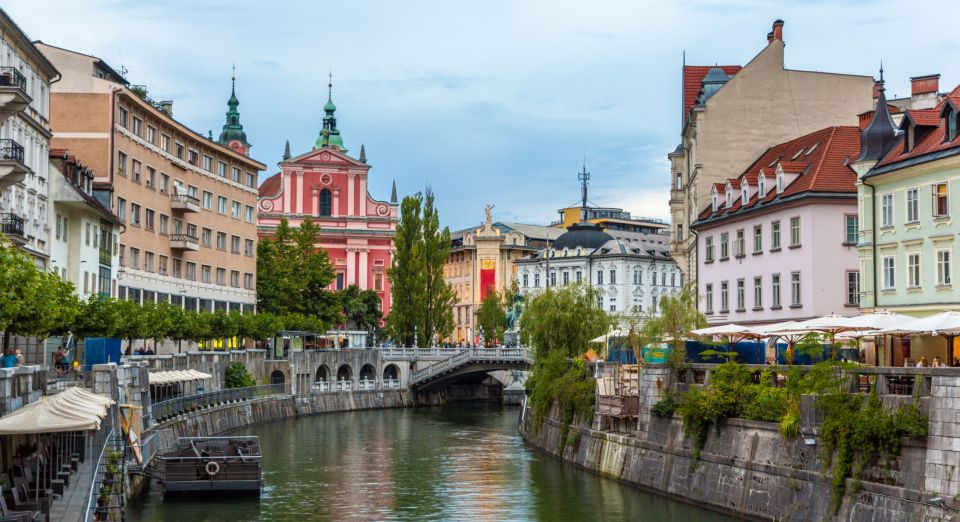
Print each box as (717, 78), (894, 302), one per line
(39, 43), (265, 314)
(669, 19), (874, 282)
(445, 208), (563, 345)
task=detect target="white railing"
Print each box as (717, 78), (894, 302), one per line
(409, 347), (534, 386)
(335, 380), (352, 391)
(382, 379), (400, 389)
(312, 381), (332, 392)
(358, 379), (378, 391)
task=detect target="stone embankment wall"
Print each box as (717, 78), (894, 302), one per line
(520, 366), (960, 521)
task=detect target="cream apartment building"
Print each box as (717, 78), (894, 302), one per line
(39, 43), (265, 313)
(669, 19), (874, 283)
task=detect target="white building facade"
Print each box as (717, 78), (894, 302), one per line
(0, 11), (58, 266)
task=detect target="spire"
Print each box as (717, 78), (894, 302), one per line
(282, 140), (291, 161)
(316, 72), (345, 150)
(858, 64), (898, 163)
(217, 66), (250, 155)
(577, 161), (590, 223)
(359, 144), (366, 164)
(390, 180), (398, 204)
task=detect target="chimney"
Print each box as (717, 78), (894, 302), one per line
(910, 74), (940, 96)
(772, 19), (784, 42)
(767, 31), (774, 44)
(160, 100), (173, 116)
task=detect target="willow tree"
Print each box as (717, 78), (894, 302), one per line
(519, 283), (612, 360)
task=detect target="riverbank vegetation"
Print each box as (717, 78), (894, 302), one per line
(522, 284), (612, 444)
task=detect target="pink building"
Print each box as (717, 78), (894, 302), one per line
(691, 126), (862, 325)
(257, 82), (398, 320)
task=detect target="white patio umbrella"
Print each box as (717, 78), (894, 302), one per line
(589, 329), (628, 343)
(880, 311), (960, 366)
(690, 324), (756, 361)
(754, 322), (815, 364)
(841, 311), (915, 366)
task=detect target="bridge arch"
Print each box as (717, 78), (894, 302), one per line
(315, 364), (331, 383)
(359, 364), (376, 381)
(270, 370), (286, 385)
(383, 364), (400, 380)
(337, 364), (353, 382)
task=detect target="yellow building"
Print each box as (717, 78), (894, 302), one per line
(444, 207), (562, 345)
(554, 205), (667, 236)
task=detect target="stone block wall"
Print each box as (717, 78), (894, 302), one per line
(0, 366), (45, 416)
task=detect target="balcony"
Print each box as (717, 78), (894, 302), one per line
(0, 67), (31, 119)
(170, 193), (200, 213)
(1, 213), (25, 243)
(99, 248), (112, 266)
(0, 139), (28, 188)
(170, 232), (199, 251)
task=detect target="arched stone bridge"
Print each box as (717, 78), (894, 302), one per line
(404, 347), (534, 391)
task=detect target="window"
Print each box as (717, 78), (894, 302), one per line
(597, 270), (603, 285)
(118, 107), (127, 128)
(147, 126), (156, 144)
(938, 249), (952, 286)
(319, 189), (332, 216)
(145, 209), (155, 231)
(845, 215), (858, 244)
(246, 172), (256, 188)
(244, 273), (254, 290)
(758, 175), (766, 197)
(159, 255), (168, 275)
(705, 284), (713, 313)
(173, 258), (183, 279)
(772, 273), (781, 308)
(245, 239), (254, 256)
(146, 167), (156, 188)
(736, 279), (745, 311)
(201, 265), (211, 283)
(705, 236), (714, 262)
(231, 271), (240, 288)
(203, 155), (214, 171)
(130, 248), (140, 269)
(202, 191), (213, 209)
(735, 229), (745, 256)
(676, 224), (683, 242)
(949, 109), (959, 141)
(202, 228), (212, 247)
(176, 142), (184, 159)
(245, 205), (255, 223)
(771, 221), (781, 249)
(933, 182), (949, 218)
(217, 196), (227, 214)
(881, 193), (894, 227)
(534, 274), (540, 287)
(117, 198), (126, 222)
(675, 173), (682, 190)
(882, 256), (895, 289)
(753, 276), (762, 308)
(790, 217), (800, 246)
(159, 214), (169, 235)
(790, 272), (801, 306)
(633, 268), (641, 285)
(218, 161), (227, 177)
(132, 160), (141, 182)
(186, 262), (196, 281)
(720, 233), (729, 259)
(336, 273), (345, 290)
(231, 235), (240, 254)
(549, 271), (556, 286)
(85, 222), (91, 246)
(132, 117), (141, 136)
(576, 271), (582, 283)
(160, 173), (169, 194)
(144, 252), (154, 272)
(117, 151), (127, 177)
(231, 201), (241, 219)
(753, 225), (762, 253)
(130, 203), (141, 226)
(522, 274), (528, 287)
(906, 188), (919, 223)
(720, 281), (729, 312)
(161, 134), (170, 151)
(562, 272), (569, 285)
(907, 252), (921, 288)
(216, 232), (227, 250)
(232, 167), (241, 183)
(846, 271), (860, 305)
(609, 269), (616, 285)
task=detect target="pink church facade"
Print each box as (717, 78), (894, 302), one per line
(257, 90), (398, 321)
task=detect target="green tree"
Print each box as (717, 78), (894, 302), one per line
(476, 291), (507, 346)
(114, 299), (150, 353)
(257, 217), (339, 326)
(73, 296), (122, 339)
(420, 189), (456, 345)
(224, 361), (256, 388)
(387, 194), (424, 346)
(520, 283), (612, 359)
(338, 285), (382, 337)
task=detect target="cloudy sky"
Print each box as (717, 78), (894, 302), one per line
(9, 0), (958, 229)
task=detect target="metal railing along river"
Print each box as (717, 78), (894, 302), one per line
(151, 384), (286, 421)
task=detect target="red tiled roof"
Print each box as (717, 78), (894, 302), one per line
(694, 126), (861, 224)
(878, 84), (960, 168)
(683, 65), (742, 125)
(258, 172), (281, 198)
(727, 179), (740, 189)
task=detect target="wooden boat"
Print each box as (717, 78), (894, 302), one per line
(160, 436), (262, 495)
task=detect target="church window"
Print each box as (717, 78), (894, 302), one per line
(319, 189), (332, 216)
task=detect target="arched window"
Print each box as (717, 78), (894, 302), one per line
(319, 189), (332, 216)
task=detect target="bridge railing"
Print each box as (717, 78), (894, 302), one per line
(409, 347), (534, 385)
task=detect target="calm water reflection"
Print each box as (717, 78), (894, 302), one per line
(127, 404), (734, 521)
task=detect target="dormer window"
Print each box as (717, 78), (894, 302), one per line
(711, 193), (718, 212)
(947, 107), (958, 142)
(758, 175), (767, 197)
(741, 187), (748, 204)
(726, 191), (733, 208)
(776, 173), (784, 194)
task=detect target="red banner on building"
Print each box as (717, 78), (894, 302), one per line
(480, 260), (496, 301)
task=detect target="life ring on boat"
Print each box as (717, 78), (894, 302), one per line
(205, 461), (220, 476)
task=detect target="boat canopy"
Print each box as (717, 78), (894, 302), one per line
(0, 387), (115, 434)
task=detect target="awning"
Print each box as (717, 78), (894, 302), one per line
(148, 370), (212, 385)
(0, 387), (115, 435)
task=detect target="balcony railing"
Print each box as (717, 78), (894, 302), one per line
(170, 232), (199, 251)
(0, 67), (27, 95)
(0, 213), (24, 237)
(171, 193), (200, 212)
(0, 139), (25, 163)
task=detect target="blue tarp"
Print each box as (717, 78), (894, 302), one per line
(83, 338), (122, 370)
(606, 337), (637, 364)
(685, 340), (766, 365)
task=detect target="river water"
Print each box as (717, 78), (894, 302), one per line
(127, 404), (734, 521)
